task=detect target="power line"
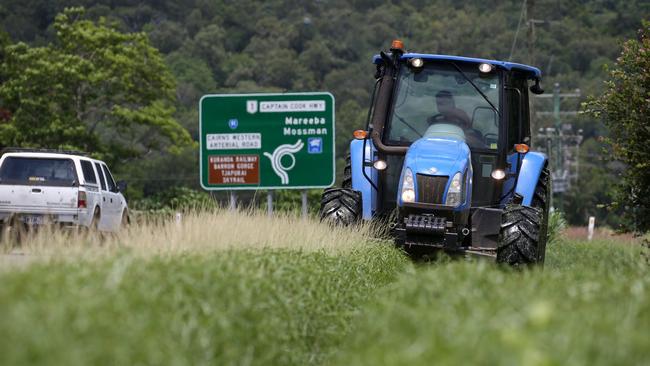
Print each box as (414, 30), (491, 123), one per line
(509, 0), (527, 61)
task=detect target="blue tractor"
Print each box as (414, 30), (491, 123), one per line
(320, 40), (550, 265)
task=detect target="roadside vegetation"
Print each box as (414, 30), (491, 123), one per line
(336, 238), (649, 366)
(0, 211), (647, 365)
(0, 247), (407, 365)
(584, 21), (650, 232)
(0, 210), (375, 258)
(0, 211), (408, 365)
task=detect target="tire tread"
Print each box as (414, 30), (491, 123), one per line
(319, 188), (362, 225)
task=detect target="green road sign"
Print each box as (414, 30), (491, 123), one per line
(199, 92), (335, 190)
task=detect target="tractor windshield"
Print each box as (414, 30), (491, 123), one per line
(385, 62), (501, 150)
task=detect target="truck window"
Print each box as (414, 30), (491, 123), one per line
(80, 160), (97, 184)
(94, 162), (107, 191)
(0, 157), (78, 187)
(102, 164), (116, 192)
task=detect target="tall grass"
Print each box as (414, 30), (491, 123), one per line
(2, 211), (647, 365)
(2, 209), (375, 260)
(0, 242), (408, 365)
(335, 239), (649, 365)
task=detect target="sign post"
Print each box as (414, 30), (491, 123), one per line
(200, 93), (335, 212)
(301, 190), (308, 219)
(588, 216), (595, 241)
(229, 191), (237, 211)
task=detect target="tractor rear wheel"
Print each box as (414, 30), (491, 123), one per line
(496, 204), (543, 265)
(319, 188), (362, 226)
(496, 168), (550, 266)
(531, 167), (550, 262)
(342, 153), (352, 189)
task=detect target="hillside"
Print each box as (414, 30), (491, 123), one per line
(0, 0), (647, 224)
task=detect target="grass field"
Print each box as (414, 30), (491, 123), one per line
(0, 211), (647, 365)
(336, 239), (649, 366)
(0, 246), (407, 365)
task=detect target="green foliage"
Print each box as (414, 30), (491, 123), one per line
(547, 209), (568, 245)
(115, 145), (200, 201)
(0, 29), (9, 62)
(0, 245), (408, 365)
(0, 1), (647, 213)
(131, 186), (216, 213)
(261, 189), (324, 215)
(584, 21), (650, 232)
(165, 51), (215, 108)
(0, 7), (192, 165)
(336, 240), (649, 365)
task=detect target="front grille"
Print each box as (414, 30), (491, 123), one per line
(416, 174), (448, 204)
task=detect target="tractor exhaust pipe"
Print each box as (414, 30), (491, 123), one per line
(370, 45), (409, 156)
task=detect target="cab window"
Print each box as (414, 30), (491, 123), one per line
(80, 160), (97, 185)
(385, 62), (501, 150)
(506, 75), (530, 150)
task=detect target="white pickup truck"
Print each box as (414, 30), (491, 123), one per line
(0, 149), (129, 232)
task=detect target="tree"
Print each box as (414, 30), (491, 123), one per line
(0, 7), (192, 165)
(584, 21), (650, 232)
(0, 30), (11, 123)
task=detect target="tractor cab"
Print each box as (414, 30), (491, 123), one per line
(320, 40), (550, 264)
(373, 49), (542, 214)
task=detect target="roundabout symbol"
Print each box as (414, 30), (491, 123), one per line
(263, 140), (304, 185)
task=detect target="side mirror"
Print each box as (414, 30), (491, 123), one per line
(530, 79), (544, 94)
(116, 180), (127, 193)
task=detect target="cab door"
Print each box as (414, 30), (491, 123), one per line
(93, 161), (113, 230)
(100, 163), (121, 230)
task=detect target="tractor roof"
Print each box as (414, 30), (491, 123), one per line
(372, 53), (542, 78)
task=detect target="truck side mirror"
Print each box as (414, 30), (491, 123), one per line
(116, 180), (127, 193)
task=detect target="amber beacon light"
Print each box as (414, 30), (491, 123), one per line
(353, 130), (368, 139)
(391, 39), (404, 51)
(514, 144), (530, 153)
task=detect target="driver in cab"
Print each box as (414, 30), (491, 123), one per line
(427, 90), (485, 148)
(431, 90), (471, 127)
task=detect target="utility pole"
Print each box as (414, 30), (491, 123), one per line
(534, 83), (583, 211)
(553, 83), (565, 210)
(526, 0), (546, 130)
(527, 0), (535, 66)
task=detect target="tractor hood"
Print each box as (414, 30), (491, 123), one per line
(397, 135), (472, 208)
(403, 137), (471, 177)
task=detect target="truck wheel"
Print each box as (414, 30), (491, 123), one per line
(496, 204), (543, 266)
(90, 208), (100, 230)
(121, 210), (130, 228)
(319, 188), (362, 226)
(531, 168), (550, 262)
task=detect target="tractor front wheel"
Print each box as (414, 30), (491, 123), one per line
(319, 188), (362, 226)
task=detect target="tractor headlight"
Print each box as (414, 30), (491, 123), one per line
(401, 168), (415, 203)
(409, 58), (424, 68)
(445, 172), (464, 207)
